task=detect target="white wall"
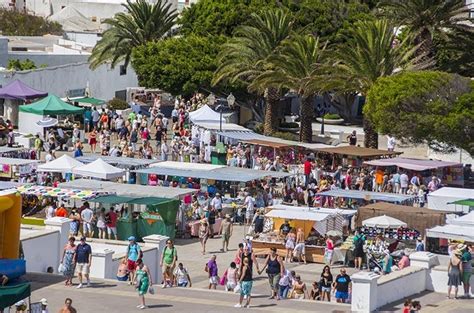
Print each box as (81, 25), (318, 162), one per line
(21, 228), (61, 273)
(18, 111), (44, 136)
(376, 268), (426, 309)
(0, 61), (138, 100)
(65, 32), (102, 46)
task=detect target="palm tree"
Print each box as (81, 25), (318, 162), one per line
(379, 0), (471, 60)
(252, 34), (327, 142)
(213, 9), (293, 135)
(89, 0), (177, 69)
(327, 18), (429, 148)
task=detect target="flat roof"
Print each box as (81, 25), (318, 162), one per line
(317, 146), (402, 157)
(316, 189), (416, 203)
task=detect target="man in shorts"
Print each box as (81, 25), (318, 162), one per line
(161, 239), (177, 288)
(219, 214), (233, 252)
(80, 203), (94, 238)
(75, 237), (92, 288)
(106, 208), (118, 240)
(293, 228), (306, 264)
(126, 236), (142, 284)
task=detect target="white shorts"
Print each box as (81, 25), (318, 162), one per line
(226, 281), (237, 291)
(293, 243), (305, 256)
(76, 263), (90, 275)
(209, 276), (219, 285)
(107, 226), (117, 236)
(83, 222), (92, 234)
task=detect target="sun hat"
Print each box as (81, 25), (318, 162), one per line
(40, 298), (48, 305)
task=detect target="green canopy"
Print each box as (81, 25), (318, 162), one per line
(92, 195), (171, 206)
(0, 282), (31, 309)
(20, 94), (84, 115)
(450, 199), (474, 206)
(73, 97), (106, 106)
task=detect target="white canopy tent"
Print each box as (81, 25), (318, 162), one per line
(426, 224), (474, 242)
(37, 154), (83, 173)
(268, 204), (357, 216)
(427, 187), (474, 213)
(189, 105), (232, 123)
(72, 158), (125, 180)
(362, 215), (407, 228)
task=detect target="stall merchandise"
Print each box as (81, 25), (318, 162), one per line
(427, 187), (474, 213)
(364, 157), (463, 187)
(0, 157), (38, 179)
(0, 147), (32, 159)
(16, 185), (103, 200)
(73, 158), (125, 180)
(355, 202), (447, 236)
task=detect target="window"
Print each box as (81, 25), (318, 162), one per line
(119, 65), (127, 76)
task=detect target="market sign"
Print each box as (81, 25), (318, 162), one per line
(140, 212), (163, 225)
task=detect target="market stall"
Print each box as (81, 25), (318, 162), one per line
(355, 202), (447, 237)
(252, 205), (356, 263)
(37, 154), (83, 173)
(316, 189), (417, 206)
(18, 94), (84, 137)
(364, 157), (464, 187)
(427, 187), (474, 213)
(315, 146), (402, 168)
(427, 211), (474, 253)
(72, 158), (125, 180)
(90, 194), (180, 240)
(66, 96), (106, 108)
(0, 157), (38, 180)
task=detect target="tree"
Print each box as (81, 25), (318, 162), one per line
(178, 0), (286, 37)
(252, 34), (327, 142)
(132, 34), (226, 97)
(379, 0), (471, 61)
(0, 8), (62, 36)
(213, 9), (293, 135)
(365, 71), (474, 155)
(326, 19), (428, 148)
(7, 59), (37, 71)
(89, 0), (177, 69)
(433, 29), (474, 77)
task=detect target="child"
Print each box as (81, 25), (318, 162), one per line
(310, 281), (321, 300)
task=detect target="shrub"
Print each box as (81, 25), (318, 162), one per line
(108, 98), (129, 110)
(279, 122), (299, 128)
(323, 113), (341, 120)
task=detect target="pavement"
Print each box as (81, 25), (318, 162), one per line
(26, 225), (474, 313)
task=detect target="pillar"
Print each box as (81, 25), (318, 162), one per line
(351, 271), (380, 313)
(44, 216), (71, 273)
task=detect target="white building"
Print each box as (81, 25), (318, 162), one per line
(0, 35), (138, 103)
(1, 0), (179, 20)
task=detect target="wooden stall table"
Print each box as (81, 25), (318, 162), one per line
(252, 240), (326, 263)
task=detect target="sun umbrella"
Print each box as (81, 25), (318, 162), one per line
(362, 215), (407, 228)
(36, 117), (58, 127)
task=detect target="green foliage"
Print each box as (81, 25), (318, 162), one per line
(279, 122), (299, 128)
(108, 97), (129, 110)
(132, 34), (227, 96)
(7, 59), (37, 71)
(433, 30), (474, 77)
(365, 71), (474, 155)
(292, 0), (373, 45)
(323, 113), (341, 120)
(0, 8), (62, 36)
(89, 0), (177, 69)
(178, 0), (286, 37)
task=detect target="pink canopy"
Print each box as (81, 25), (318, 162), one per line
(364, 157), (461, 171)
(0, 79), (47, 100)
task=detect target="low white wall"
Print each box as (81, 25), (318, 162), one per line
(21, 227), (60, 273)
(428, 265), (474, 293)
(376, 267), (426, 308)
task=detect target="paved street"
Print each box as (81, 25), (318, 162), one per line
(26, 225), (474, 313)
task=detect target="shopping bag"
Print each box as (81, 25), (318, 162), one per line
(58, 263), (64, 273)
(148, 286), (155, 294)
(233, 284), (241, 293)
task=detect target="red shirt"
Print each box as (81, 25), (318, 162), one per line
(106, 211), (118, 228)
(304, 161), (312, 175)
(55, 207), (68, 217)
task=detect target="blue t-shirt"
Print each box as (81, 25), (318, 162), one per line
(84, 110), (92, 121)
(127, 243), (141, 261)
(76, 243), (92, 264)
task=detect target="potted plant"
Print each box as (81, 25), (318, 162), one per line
(316, 113), (344, 125)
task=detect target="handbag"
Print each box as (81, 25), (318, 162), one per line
(148, 286), (155, 294)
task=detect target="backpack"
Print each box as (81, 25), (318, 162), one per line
(355, 236), (364, 250)
(128, 244), (143, 260)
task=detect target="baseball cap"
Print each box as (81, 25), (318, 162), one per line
(128, 236), (136, 241)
